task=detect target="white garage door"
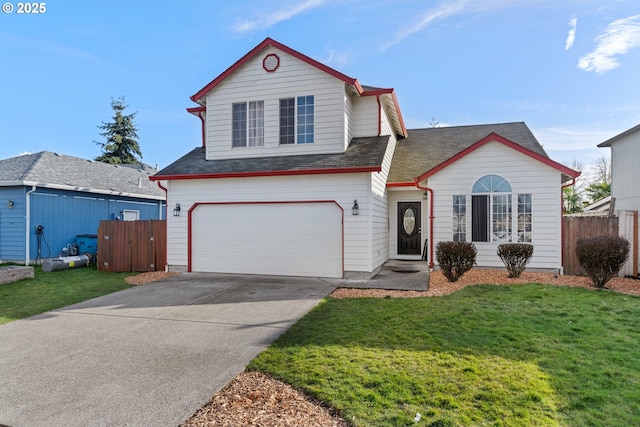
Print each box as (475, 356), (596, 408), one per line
(191, 202), (343, 278)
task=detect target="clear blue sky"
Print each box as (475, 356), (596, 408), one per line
(1, 0), (638, 177)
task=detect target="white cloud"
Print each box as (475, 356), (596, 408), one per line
(578, 14), (640, 74)
(565, 17), (577, 50)
(233, 0), (327, 33)
(382, 0), (467, 50)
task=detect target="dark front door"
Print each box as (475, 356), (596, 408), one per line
(397, 202), (421, 255)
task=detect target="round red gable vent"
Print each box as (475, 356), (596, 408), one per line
(263, 53), (280, 72)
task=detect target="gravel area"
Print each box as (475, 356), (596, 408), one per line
(127, 269), (640, 427)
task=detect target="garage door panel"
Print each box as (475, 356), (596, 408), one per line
(191, 202), (342, 278)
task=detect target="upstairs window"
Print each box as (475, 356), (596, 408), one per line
(232, 101), (264, 147)
(280, 95), (314, 144)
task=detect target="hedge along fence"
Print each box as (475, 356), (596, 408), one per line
(97, 220), (166, 272)
(563, 211), (638, 277)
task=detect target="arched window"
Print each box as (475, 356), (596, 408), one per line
(452, 176), (532, 243)
(471, 175), (512, 243)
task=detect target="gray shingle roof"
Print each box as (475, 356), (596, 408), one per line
(0, 151), (165, 199)
(152, 135), (390, 178)
(388, 122), (548, 183)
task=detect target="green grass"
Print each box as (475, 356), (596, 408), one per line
(249, 284), (640, 426)
(0, 265), (134, 324)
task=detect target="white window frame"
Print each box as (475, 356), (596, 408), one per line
(122, 209), (140, 221)
(232, 100), (264, 148)
(279, 95), (314, 144)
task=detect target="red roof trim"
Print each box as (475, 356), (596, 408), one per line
(191, 37), (362, 102)
(415, 132), (581, 182)
(186, 106), (206, 114)
(150, 165), (380, 181)
(386, 182), (415, 187)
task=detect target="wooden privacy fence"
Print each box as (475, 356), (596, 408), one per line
(97, 220), (166, 272)
(563, 212), (638, 277)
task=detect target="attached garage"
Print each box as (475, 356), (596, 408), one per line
(189, 201), (343, 278)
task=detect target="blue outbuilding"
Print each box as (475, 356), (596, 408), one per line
(0, 151), (166, 265)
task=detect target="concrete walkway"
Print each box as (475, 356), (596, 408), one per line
(0, 273), (336, 427)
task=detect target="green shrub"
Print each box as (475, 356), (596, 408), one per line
(497, 243), (534, 278)
(576, 235), (629, 289)
(435, 241), (477, 282)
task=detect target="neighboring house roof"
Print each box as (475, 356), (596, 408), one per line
(583, 195), (612, 212)
(0, 151), (165, 200)
(598, 123), (640, 147)
(388, 122), (579, 184)
(151, 136), (390, 181)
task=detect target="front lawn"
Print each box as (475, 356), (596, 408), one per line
(249, 284), (640, 426)
(0, 265), (134, 324)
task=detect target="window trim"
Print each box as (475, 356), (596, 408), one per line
(232, 100), (264, 148)
(464, 175), (532, 243)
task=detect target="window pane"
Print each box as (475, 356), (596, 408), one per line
(472, 195), (489, 242)
(472, 175), (512, 193)
(232, 103), (247, 147)
(518, 193), (532, 242)
(492, 194), (512, 242)
(297, 95), (314, 144)
(248, 101), (264, 147)
(453, 195), (466, 242)
(279, 98), (294, 144)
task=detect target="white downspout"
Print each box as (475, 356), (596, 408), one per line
(25, 185), (37, 266)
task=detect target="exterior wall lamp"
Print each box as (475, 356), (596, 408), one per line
(173, 203), (181, 217)
(423, 191), (429, 200)
(352, 199), (359, 215)
(7, 200), (14, 209)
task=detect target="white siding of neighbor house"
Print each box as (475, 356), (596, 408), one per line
(426, 141), (563, 270)
(203, 46), (347, 160)
(608, 130), (640, 214)
(165, 173), (374, 274)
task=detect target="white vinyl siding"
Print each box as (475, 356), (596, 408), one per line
(204, 46), (346, 159)
(609, 130), (640, 213)
(427, 141), (563, 270)
(351, 96), (379, 138)
(165, 173), (374, 274)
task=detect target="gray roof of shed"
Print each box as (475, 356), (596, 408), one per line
(152, 135), (390, 179)
(388, 122), (548, 183)
(0, 151), (165, 199)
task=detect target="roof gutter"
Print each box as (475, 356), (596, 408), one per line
(25, 185), (37, 266)
(15, 181), (165, 201)
(149, 165), (381, 181)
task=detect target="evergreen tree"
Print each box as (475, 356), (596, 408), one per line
(94, 96), (142, 164)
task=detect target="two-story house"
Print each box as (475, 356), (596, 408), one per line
(151, 38), (579, 278)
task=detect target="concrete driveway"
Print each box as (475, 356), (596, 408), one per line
(0, 273), (337, 427)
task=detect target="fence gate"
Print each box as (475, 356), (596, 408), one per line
(97, 220), (166, 272)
